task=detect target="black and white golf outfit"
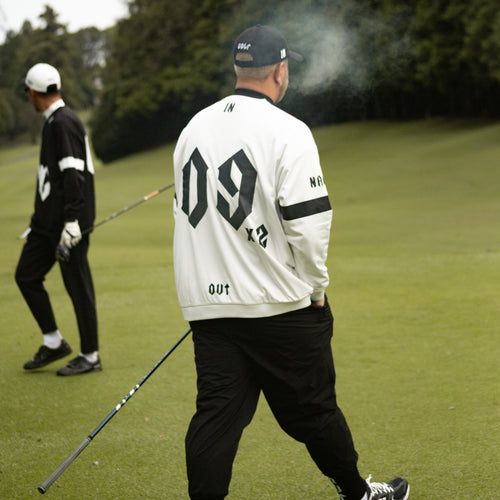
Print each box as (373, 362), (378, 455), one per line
(16, 100), (98, 354)
(173, 90), (367, 499)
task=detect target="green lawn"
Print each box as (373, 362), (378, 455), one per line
(0, 118), (498, 499)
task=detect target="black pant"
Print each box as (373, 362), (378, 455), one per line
(15, 230), (98, 353)
(186, 300), (367, 500)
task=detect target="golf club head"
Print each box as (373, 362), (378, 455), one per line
(55, 242), (70, 264)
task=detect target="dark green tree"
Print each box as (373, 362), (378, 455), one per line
(409, 0), (500, 116)
(91, 0), (237, 162)
(460, 0), (500, 114)
(5, 0), (497, 153)
(0, 5), (108, 140)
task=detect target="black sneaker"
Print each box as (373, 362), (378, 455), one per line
(24, 340), (72, 370)
(57, 355), (102, 376)
(366, 475), (410, 500)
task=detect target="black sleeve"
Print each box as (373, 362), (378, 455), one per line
(63, 169), (85, 222)
(54, 115), (86, 222)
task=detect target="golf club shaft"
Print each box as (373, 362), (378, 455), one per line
(18, 183), (175, 241)
(85, 182), (175, 235)
(55, 182), (175, 262)
(38, 327), (192, 494)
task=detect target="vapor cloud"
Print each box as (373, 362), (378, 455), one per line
(269, 5), (413, 96)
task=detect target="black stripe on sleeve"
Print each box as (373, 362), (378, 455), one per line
(279, 195), (331, 221)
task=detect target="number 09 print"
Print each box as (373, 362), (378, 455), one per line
(181, 148), (257, 230)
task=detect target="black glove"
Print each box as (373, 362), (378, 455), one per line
(55, 242), (71, 264)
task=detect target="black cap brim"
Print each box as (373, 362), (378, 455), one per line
(289, 50), (304, 62)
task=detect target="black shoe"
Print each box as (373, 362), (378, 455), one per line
(57, 355), (102, 376)
(366, 475), (410, 500)
(24, 340), (72, 370)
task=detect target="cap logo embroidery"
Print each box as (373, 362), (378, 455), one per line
(238, 43), (251, 50)
(281, 49), (286, 59)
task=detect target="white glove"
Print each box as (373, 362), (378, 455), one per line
(60, 220), (82, 248)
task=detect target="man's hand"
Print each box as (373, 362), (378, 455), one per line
(311, 297), (325, 307)
(60, 220), (82, 248)
(55, 242), (71, 263)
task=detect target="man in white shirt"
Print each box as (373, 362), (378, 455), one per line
(173, 25), (409, 500)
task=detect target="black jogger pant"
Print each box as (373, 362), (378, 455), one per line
(15, 230), (98, 353)
(186, 300), (367, 500)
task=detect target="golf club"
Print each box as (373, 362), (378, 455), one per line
(38, 327), (192, 494)
(56, 182), (175, 263)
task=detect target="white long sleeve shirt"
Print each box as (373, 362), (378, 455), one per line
(173, 90), (332, 321)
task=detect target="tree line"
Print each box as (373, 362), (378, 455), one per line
(1, 0), (500, 162)
(0, 5), (109, 142)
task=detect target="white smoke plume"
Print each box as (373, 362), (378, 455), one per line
(294, 18), (361, 94)
(267, 4), (413, 96)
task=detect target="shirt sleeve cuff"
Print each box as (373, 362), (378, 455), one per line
(311, 291), (325, 302)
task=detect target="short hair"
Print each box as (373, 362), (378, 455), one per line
(28, 84), (60, 97)
(45, 83), (60, 94)
(234, 63), (276, 81)
(39, 86), (60, 97)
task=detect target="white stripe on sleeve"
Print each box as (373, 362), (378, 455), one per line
(85, 136), (95, 174)
(59, 156), (85, 171)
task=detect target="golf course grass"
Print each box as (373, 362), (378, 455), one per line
(0, 118), (498, 499)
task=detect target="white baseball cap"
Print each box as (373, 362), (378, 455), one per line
(24, 63), (61, 93)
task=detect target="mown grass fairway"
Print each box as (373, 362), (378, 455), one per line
(0, 119), (498, 499)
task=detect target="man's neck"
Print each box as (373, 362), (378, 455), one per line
(234, 78), (279, 103)
(233, 88), (274, 104)
(42, 98), (65, 120)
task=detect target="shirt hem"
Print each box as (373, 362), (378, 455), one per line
(181, 296), (312, 321)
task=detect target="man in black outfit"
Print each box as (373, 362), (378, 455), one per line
(16, 63), (101, 376)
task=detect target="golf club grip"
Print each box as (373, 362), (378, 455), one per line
(36, 327), (191, 494)
(38, 436), (92, 494)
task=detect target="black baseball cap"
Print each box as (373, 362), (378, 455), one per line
(233, 25), (303, 67)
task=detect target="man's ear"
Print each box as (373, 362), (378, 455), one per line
(273, 62), (285, 86)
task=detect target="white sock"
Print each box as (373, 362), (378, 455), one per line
(43, 330), (63, 349)
(81, 351), (98, 363)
